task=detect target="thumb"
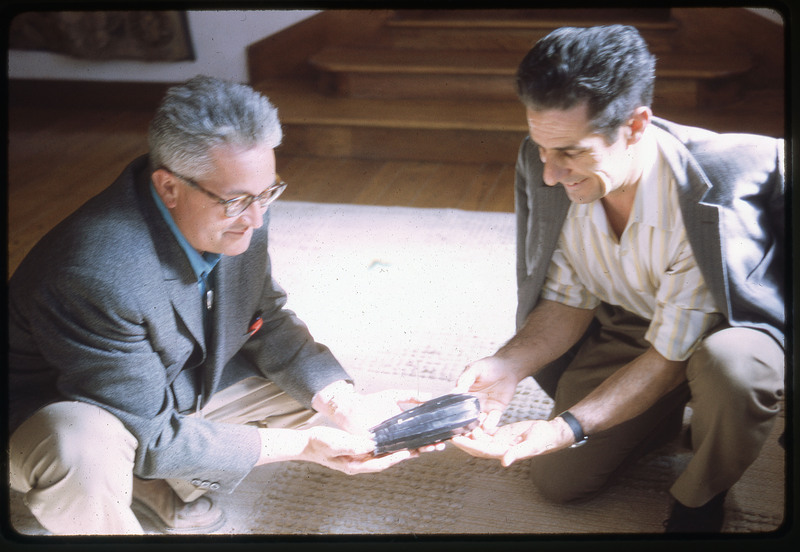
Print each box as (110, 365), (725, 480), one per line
(502, 442), (527, 467)
(454, 367), (478, 393)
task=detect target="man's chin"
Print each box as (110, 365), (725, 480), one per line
(565, 190), (596, 204)
(219, 231), (253, 256)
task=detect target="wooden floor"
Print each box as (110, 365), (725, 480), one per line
(6, 105), (516, 278)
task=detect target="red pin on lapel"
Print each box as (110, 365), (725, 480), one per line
(247, 312), (263, 337)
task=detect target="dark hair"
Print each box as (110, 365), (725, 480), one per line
(516, 25), (655, 141)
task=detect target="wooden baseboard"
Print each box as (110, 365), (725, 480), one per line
(8, 79), (177, 110)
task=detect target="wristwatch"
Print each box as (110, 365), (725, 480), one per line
(559, 410), (588, 448)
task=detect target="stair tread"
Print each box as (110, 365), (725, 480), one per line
(258, 79), (526, 131)
(309, 46), (753, 79)
(387, 9), (678, 30)
(256, 78), (782, 137)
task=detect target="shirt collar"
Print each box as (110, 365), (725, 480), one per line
(150, 184), (221, 281)
(568, 134), (672, 232)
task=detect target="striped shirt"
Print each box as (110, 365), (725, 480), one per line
(541, 140), (722, 361)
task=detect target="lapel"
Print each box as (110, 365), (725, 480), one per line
(135, 162), (208, 352)
(204, 257), (236, 397)
(651, 123), (731, 319)
(203, 248), (266, 398)
(162, 263), (207, 352)
(515, 162), (571, 328)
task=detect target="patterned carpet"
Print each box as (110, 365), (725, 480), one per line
(7, 201), (787, 539)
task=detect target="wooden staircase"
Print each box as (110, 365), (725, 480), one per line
(249, 8), (784, 164)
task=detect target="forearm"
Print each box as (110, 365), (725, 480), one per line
(453, 345), (688, 465)
(255, 427), (311, 466)
(254, 381), (356, 466)
(255, 424), (381, 473)
(496, 299), (596, 382)
(568, 347), (687, 436)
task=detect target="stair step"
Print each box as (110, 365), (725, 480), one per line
(309, 46), (753, 107)
(383, 9), (679, 52)
(258, 78), (525, 163)
(388, 8), (674, 26)
(256, 79), (782, 164)
(259, 79), (526, 132)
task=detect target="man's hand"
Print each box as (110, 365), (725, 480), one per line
(452, 356), (521, 432)
(257, 425), (415, 472)
(313, 381), (430, 434)
(451, 416), (575, 467)
(300, 426), (415, 474)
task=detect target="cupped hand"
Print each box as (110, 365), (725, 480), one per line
(451, 418), (572, 467)
(301, 426), (415, 474)
(452, 356), (520, 432)
(328, 388), (431, 435)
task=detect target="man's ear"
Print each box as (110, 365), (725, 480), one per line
(151, 168), (179, 208)
(626, 106), (652, 145)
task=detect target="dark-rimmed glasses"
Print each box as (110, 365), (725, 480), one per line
(160, 166), (287, 218)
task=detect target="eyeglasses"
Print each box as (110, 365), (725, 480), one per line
(160, 166), (287, 217)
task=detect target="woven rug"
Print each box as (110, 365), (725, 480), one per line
(7, 201), (786, 538)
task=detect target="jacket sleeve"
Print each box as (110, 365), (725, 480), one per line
(235, 274), (352, 409)
(217, 217), (352, 410)
(19, 266), (262, 492)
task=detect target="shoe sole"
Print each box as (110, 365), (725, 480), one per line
(131, 498), (227, 534)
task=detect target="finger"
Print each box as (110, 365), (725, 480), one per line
(501, 440), (536, 467)
(482, 410), (503, 433)
(360, 450), (413, 471)
(396, 397), (425, 411)
(453, 367), (478, 393)
(418, 442), (447, 453)
(450, 435), (503, 459)
(501, 451), (516, 467)
(450, 435), (480, 454)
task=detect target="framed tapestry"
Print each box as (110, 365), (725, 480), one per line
(9, 11), (195, 61)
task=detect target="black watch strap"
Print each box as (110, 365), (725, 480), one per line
(559, 410), (588, 448)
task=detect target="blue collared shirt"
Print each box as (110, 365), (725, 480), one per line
(150, 184), (221, 294)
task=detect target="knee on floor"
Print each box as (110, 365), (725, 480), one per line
(528, 455), (600, 504)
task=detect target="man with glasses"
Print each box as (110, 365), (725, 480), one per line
(8, 76), (421, 535)
(451, 25), (785, 532)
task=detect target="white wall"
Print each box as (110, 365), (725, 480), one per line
(746, 7), (785, 25)
(7, 10), (319, 83)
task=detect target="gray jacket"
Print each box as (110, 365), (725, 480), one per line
(8, 155), (351, 492)
(515, 118), (785, 349)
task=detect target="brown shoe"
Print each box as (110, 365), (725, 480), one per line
(131, 478), (225, 534)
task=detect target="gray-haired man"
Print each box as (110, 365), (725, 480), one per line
(9, 76), (420, 535)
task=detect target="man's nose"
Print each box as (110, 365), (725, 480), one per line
(541, 154), (570, 187)
(239, 201), (266, 228)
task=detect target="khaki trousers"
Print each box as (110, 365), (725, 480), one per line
(9, 377), (322, 535)
(528, 303), (785, 508)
